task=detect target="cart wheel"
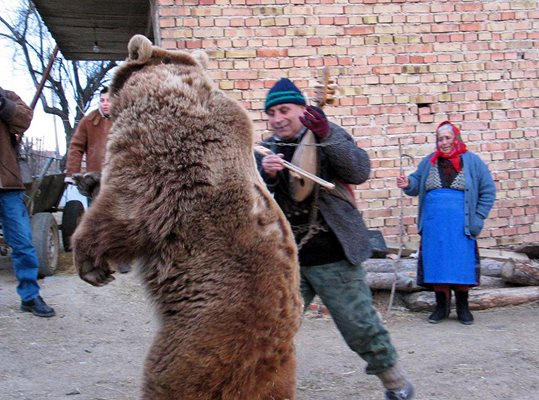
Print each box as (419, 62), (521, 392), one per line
(61, 200), (85, 252)
(31, 213), (59, 278)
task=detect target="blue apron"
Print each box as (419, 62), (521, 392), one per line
(420, 189), (477, 285)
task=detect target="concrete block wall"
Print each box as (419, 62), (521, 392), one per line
(157, 0), (539, 250)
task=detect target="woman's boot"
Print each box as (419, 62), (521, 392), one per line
(428, 291), (450, 324)
(455, 290), (474, 325)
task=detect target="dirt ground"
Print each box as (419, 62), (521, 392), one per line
(1, 252), (538, 400)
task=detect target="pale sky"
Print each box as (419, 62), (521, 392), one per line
(1, 0), (78, 155)
(0, 53), (64, 153)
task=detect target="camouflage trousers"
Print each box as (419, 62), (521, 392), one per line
(300, 260), (398, 375)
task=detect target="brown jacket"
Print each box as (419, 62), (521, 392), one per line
(0, 88), (34, 190)
(66, 109), (112, 176)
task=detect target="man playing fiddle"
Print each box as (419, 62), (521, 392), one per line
(256, 78), (414, 400)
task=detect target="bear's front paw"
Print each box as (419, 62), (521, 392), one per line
(78, 259), (115, 287)
(73, 172), (101, 198)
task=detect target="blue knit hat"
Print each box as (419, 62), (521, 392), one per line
(264, 78), (306, 112)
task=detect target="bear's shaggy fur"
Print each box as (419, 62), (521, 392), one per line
(72, 35), (302, 400)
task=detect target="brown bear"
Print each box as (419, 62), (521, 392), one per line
(71, 35), (302, 400)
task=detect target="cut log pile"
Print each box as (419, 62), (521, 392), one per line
(501, 259), (539, 286)
(363, 251), (539, 312)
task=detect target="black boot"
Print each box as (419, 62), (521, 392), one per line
(21, 296), (56, 318)
(455, 290), (474, 325)
(428, 291), (450, 324)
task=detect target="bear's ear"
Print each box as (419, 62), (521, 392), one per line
(109, 35), (153, 100)
(127, 34), (153, 64)
(110, 35), (205, 101)
(191, 50), (209, 69)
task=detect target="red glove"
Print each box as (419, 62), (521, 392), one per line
(300, 106), (330, 140)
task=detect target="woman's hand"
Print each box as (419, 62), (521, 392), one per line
(396, 175), (409, 189)
(261, 154), (285, 178)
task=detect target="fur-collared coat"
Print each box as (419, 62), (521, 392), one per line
(71, 35), (301, 400)
(65, 109), (112, 176)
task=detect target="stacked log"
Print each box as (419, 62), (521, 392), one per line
(364, 256), (539, 312)
(402, 287), (539, 311)
(363, 258), (509, 291)
(366, 271), (421, 291)
(501, 259), (539, 285)
(480, 258), (505, 277)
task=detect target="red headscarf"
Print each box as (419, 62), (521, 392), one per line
(429, 121), (468, 172)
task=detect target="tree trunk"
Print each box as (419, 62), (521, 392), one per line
(362, 258), (417, 273)
(402, 287), (539, 311)
(501, 259), (539, 286)
(480, 259), (505, 277)
(362, 258), (507, 277)
(479, 276), (506, 289)
(365, 272), (503, 292)
(366, 272), (422, 292)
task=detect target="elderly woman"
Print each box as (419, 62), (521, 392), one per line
(397, 121), (496, 325)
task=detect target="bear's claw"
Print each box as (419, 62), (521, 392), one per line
(79, 260), (115, 287)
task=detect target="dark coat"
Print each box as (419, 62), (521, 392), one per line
(0, 88), (33, 190)
(257, 122), (373, 265)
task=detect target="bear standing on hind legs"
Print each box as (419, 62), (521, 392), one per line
(71, 35), (302, 400)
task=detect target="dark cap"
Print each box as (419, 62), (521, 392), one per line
(264, 78), (306, 113)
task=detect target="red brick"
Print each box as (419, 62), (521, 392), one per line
(160, 6), (191, 16)
(160, 18), (176, 28)
(345, 26), (375, 35)
(256, 48), (288, 57)
(185, 39), (203, 49)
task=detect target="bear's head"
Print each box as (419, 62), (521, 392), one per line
(109, 35), (212, 119)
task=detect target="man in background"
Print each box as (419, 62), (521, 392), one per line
(65, 86), (111, 181)
(65, 87), (130, 273)
(0, 86), (56, 317)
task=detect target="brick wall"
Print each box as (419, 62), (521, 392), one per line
(157, 0), (539, 250)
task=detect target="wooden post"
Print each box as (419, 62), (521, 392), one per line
(30, 45), (59, 110)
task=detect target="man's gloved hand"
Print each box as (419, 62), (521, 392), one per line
(299, 105), (330, 140)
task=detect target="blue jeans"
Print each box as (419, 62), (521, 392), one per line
(301, 260), (397, 375)
(0, 191), (40, 301)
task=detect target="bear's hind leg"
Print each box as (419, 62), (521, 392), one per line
(261, 354), (297, 400)
(219, 350), (297, 400)
(140, 323), (217, 400)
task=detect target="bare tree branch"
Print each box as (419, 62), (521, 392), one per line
(0, 0), (117, 152)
